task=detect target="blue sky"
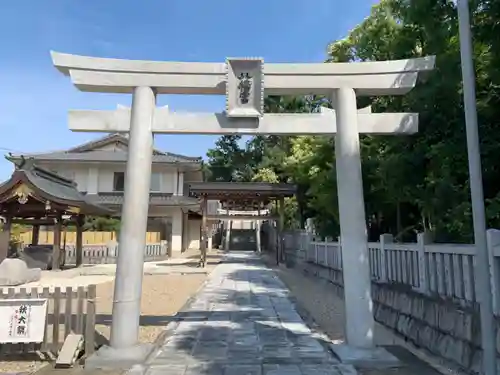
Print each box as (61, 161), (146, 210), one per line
(0, 0), (378, 180)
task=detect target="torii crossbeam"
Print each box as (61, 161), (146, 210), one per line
(68, 106), (418, 135)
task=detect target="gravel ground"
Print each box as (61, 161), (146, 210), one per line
(0, 251), (222, 375)
(0, 352), (48, 375)
(94, 273), (210, 343)
(265, 257), (459, 375)
(94, 252), (223, 343)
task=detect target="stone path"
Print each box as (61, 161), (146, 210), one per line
(143, 252), (356, 375)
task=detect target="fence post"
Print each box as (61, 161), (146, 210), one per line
(314, 238), (319, 264)
(486, 229), (500, 314)
(323, 239), (329, 266)
(337, 236), (342, 270)
(301, 231), (308, 261)
(379, 234), (393, 283)
(325, 237), (332, 267)
(107, 240), (118, 257)
(293, 231), (300, 261)
(160, 240), (168, 256)
(85, 285), (96, 355)
(417, 232), (431, 294)
(306, 231), (313, 262)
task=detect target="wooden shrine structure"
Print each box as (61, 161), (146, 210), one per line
(187, 182), (296, 266)
(0, 156), (113, 269)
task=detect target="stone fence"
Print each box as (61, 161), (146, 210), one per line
(63, 241), (168, 265)
(283, 230), (500, 374)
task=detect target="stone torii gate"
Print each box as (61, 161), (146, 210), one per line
(51, 52), (435, 368)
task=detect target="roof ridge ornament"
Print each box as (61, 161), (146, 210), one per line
(4, 154), (77, 188)
(6, 154), (37, 171)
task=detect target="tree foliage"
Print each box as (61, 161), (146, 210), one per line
(82, 216), (121, 232)
(206, 0), (500, 243)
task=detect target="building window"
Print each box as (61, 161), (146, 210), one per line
(150, 172), (161, 192)
(113, 172), (125, 192)
(113, 172), (161, 192)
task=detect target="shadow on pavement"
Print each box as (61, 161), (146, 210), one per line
(143, 253), (348, 374)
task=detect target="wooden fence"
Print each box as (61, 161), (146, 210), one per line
(19, 231), (161, 245)
(0, 285), (97, 356)
(284, 229), (500, 310)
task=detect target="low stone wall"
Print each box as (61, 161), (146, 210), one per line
(294, 258), (500, 374)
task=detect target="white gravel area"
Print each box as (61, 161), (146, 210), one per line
(1, 251), (219, 293)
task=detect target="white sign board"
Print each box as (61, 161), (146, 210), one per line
(0, 299), (48, 343)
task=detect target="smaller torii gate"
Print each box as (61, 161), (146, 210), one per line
(187, 182), (296, 265)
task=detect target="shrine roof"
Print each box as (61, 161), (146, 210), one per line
(187, 182), (296, 200)
(8, 134), (202, 165)
(0, 155), (114, 216)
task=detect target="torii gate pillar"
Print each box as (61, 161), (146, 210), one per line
(109, 87), (156, 353)
(334, 88), (374, 348)
(86, 86), (156, 368)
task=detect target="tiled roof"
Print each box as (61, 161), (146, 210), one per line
(187, 182), (296, 197)
(15, 150), (201, 164)
(84, 192), (200, 207)
(8, 133), (202, 164)
(0, 156), (113, 216)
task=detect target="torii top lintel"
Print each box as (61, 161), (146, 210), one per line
(51, 51), (435, 97)
(188, 182), (296, 202)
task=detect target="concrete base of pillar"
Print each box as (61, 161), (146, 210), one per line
(84, 343), (154, 371)
(330, 343), (400, 369)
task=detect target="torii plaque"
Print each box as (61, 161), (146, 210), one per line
(225, 58), (264, 117)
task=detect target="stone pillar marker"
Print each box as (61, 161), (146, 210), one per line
(86, 86), (156, 369)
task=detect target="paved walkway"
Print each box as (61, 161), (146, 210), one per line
(144, 252), (356, 375)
